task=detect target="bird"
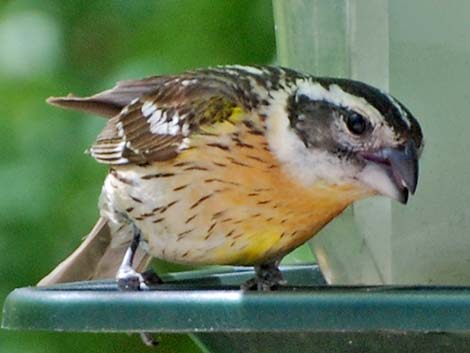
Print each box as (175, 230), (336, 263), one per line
(39, 65), (423, 291)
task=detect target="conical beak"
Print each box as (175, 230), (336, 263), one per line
(357, 140), (419, 204)
(382, 140), (419, 195)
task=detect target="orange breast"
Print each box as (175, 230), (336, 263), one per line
(167, 120), (368, 264)
(110, 118), (370, 265)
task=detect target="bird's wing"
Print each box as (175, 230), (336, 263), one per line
(49, 70), (256, 165)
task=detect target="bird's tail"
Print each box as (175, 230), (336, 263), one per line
(38, 217), (151, 286)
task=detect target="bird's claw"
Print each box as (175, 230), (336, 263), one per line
(117, 266), (149, 291)
(241, 263), (286, 291)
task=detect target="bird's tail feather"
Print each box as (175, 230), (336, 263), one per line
(38, 217), (151, 286)
(47, 75), (167, 118)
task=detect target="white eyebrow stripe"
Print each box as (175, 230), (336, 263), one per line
(297, 82), (384, 126)
(386, 94), (410, 128)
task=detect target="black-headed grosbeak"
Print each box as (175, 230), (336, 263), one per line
(40, 65), (423, 291)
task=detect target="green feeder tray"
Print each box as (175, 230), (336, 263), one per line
(3, 265), (470, 353)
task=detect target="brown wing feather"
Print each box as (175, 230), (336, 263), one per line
(86, 74), (247, 165)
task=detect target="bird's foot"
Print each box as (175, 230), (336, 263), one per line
(116, 225), (162, 346)
(116, 267), (162, 347)
(117, 266), (149, 291)
(242, 262), (286, 291)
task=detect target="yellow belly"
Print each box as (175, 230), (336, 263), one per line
(104, 119), (371, 266)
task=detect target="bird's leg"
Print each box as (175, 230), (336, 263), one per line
(242, 260), (286, 291)
(116, 224), (162, 290)
(116, 225), (160, 346)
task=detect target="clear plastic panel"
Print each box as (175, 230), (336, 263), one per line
(273, 0), (470, 284)
(387, 0), (470, 284)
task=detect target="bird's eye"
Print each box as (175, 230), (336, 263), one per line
(346, 113), (368, 135)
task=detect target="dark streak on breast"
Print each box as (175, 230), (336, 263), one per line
(190, 193), (213, 209)
(246, 155), (267, 163)
(184, 165), (210, 171)
(211, 211), (224, 220)
(153, 217), (164, 223)
(225, 229), (235, 238)
(126, 207), (134, 213)
(197, 131), (218, 137)
(227, 157), (250, 167)
(173, 184), (189, 191)
(174, 161), (191, 167)
(207, 222), (217, 233)
(185, 214), (197, 224)
(177, 229), (193, 240)
(257, 200), (271, 205)
(247, 128), (264, 136)
(206, 143), (230, 151)
(213, 161), (227, 167)
(160, 200), (179, 213)
(204, 178), (240, 186)
(141, 172), (175, 180)
(236, 142), (254, 149)
(130, 196), (143, 203)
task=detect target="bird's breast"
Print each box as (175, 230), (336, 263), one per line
(101, 120), (368, 265)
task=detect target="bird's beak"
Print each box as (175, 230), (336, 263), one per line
(357, 140), (419, 204)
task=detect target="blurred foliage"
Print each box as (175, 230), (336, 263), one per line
(0, 1), (275, 352)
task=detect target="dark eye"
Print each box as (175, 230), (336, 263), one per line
(346, 113), (368, 135)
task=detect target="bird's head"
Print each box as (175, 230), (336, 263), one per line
(267, 77), (423, 204)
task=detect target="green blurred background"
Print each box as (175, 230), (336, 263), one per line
(0, 1), (276, 352)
